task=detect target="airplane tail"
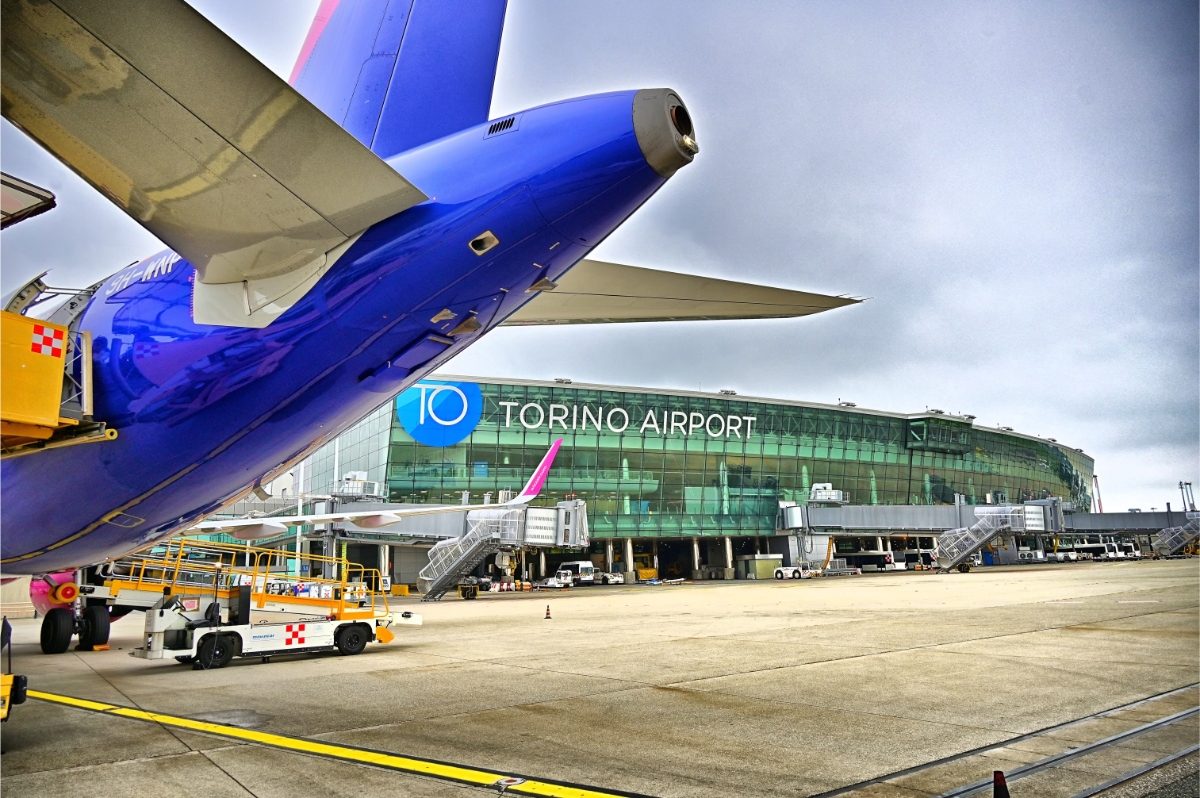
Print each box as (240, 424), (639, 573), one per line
(507, 439), (564, 505)
(290, 0), (508, 160)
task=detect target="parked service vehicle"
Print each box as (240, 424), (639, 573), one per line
(557, 561), (596, 585)
(595, 570), (624, 585)
(119, 539), (420, 669)
(1, 619), (27, 722)
(773, 562), (814, 580)
(537, 570), (574, 589)
(1119, 541), (1142, 559)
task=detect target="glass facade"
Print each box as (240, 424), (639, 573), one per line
(303, 377), (1095, 543)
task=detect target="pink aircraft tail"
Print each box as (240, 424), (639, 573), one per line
(509, 439), (563, 504)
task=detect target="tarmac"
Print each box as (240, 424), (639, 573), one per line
(1, 559), (1197, 797)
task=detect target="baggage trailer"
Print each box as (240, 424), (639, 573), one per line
(111, 539), (420, 668)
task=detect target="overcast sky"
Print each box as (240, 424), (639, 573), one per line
(2, 1), (1196, 512)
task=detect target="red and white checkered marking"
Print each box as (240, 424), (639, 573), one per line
(284, 623), (306, 646)
(31, 324), (65, 358)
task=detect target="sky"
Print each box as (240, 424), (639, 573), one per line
(2, 1), (1196, 513)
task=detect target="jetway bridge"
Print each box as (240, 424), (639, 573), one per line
(778, 500), (1195, 569)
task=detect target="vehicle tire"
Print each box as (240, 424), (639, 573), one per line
(175, 656), (195, 664)
(335, 624), (370, 656)
(957, 563), (971, 573)
(40, 608), (74, 655)
(78, 604), (111, 649)
(601, 575), (610, 585)
(196, 634), (235, 669)
(792, 570), (802, 579)
(774, 570), (784, 580)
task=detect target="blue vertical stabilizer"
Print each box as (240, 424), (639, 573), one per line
(290, 0), (507, 159)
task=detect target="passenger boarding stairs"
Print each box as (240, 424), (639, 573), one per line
(418, 500), (588, 601)
(1152, 512), (1199, 557)
(935, 506), (1027, 572)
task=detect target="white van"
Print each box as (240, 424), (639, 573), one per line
(557, 561), (596, 586)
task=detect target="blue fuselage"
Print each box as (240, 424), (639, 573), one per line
(2, 90), (679, 572)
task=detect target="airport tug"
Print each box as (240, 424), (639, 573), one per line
(127, 539), (419, 668)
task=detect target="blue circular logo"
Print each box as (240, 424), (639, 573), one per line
(396, 380), (483, 447)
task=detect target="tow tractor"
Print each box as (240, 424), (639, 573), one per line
(1, 618), (28, 721)
(76, 538), (419, 668)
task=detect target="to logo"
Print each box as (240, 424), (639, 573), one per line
(396, 380), (483, 447)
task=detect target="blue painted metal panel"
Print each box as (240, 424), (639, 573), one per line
(291, 0), (506, 158)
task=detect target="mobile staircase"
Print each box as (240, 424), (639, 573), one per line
(419, 500), (588, 600)
(935, 506), (1027, 572)
(1152, 512), (1199, 557)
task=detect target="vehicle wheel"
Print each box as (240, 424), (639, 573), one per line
(774, 570), (784, 580)
(196, 634), (235, 669)
(78, 604), (111, 649)
(602, 576), (610, 585)
(175, 656), (195, 664)
(957, 564), (971, 573)
(40, 608), (74, 654)
(792, 570), (801, 579)
(336, 624), (370, 655)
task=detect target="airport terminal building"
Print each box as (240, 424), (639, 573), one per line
(292, 376), (1096, 579)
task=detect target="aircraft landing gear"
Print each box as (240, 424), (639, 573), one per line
(39, 601), (116, 654)
(39, 608), (74, 654)
(76, 603), (111, 650)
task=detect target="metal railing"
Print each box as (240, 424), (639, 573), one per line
(1152, 512), (1199, 557)
(935, 506), (1026, 571)
(99, 538), (390, 619)
(417, 507), (524, 601)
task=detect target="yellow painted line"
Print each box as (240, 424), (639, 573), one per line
(28, 690), (647, 798)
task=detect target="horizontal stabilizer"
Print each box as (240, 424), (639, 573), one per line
(502, 260), (859, 325)
(1, 0), (426, 290)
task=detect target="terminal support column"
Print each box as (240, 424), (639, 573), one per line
(691, 537), (702, 581)
(538, 550), (546, 580)
(378, 544), (390, 585)
(605, 540), (614, 572)
(723, 536), (735, 580)
(623, 538), (636, 584)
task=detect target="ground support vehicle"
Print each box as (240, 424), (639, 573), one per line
(1, 618), (28, 721)
(534, 570), (574, 589)
(106, 539), (420, 668)
(595, 570), (624, 585)
(557, 560), (596, 585)
(773, 562), (815, 580)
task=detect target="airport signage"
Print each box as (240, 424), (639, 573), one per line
(395, 380), (484, 447)
(497, 400), (756, 439)
(397, 381), (758, 446)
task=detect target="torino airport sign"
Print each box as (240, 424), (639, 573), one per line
(498, 401), (756, 439)
(398, 381), (757, 446)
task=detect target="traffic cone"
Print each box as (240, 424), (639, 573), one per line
(992, 770), (1009, 798)
(544, 604), (551, 620)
